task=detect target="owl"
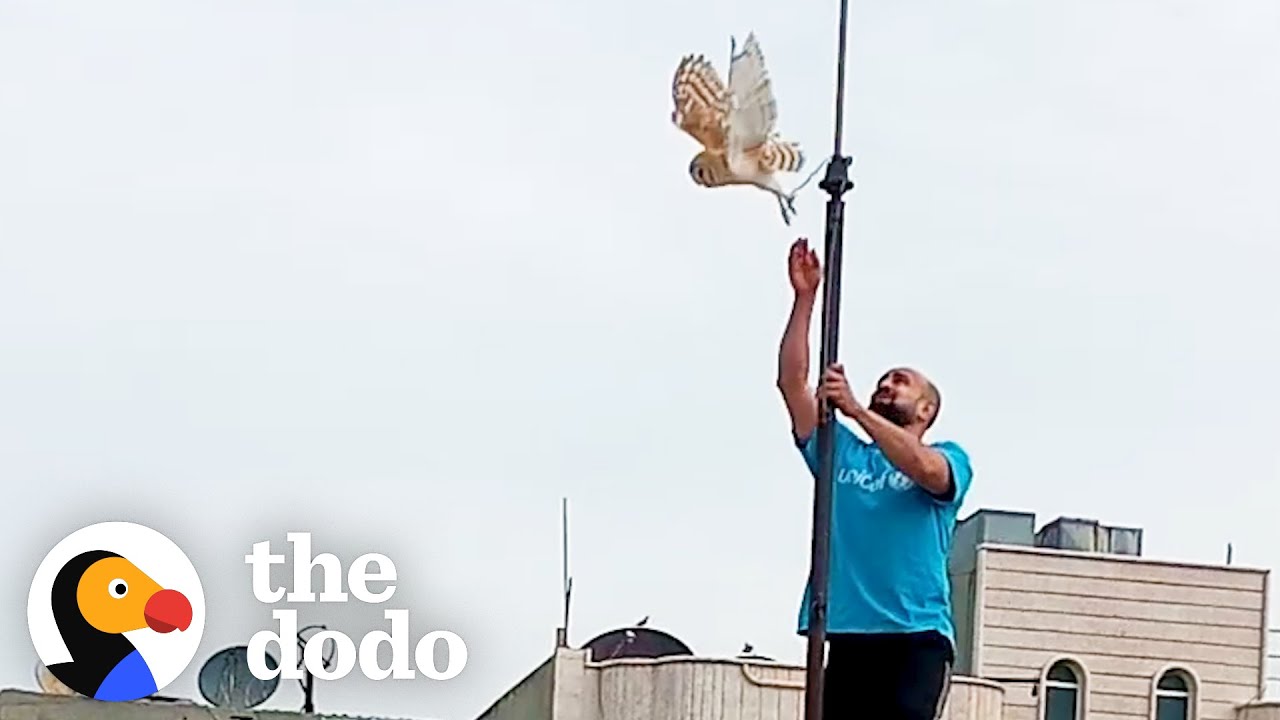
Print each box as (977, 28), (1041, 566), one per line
(671, 33), (806, 225)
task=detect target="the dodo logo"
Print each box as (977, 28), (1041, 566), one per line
(27, 522), (206, 702)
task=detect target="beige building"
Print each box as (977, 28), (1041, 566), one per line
(949, 510), (1273, 720)
(472, 508), (1279, 720)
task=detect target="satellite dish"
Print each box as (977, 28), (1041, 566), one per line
(34, 661), (77, 696)
(580, 626), (693, 661)
(198, 646), (280, 710)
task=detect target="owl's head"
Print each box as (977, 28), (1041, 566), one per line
(688, 153), (721, 187)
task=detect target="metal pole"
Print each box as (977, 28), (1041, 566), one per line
(804, 0), (854, 717)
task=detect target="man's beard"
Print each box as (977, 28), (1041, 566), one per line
(869, 399), (913, 427)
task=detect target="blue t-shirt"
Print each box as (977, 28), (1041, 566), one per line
(794, 420), (973, 648)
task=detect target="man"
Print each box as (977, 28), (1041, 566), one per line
(776, 237), (973, 720)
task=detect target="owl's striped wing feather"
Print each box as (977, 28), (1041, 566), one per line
(672, 54), (728, 150)
(756, 139), (804, 174)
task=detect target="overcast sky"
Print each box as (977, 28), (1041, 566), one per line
(1, 1), (1278, 719)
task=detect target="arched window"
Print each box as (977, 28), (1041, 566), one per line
(1153, 668), (1196, 720)
(1043, 660), (1083, 720)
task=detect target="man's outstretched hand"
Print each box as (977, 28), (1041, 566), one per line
(817, 363), (862, 417)
(788, 238), (821, 297)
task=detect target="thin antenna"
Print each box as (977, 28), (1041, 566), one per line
(557, 498), (572, 647)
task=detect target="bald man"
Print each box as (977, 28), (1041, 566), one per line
(777, 238), (974, 720)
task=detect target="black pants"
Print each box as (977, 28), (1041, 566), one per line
(822, 631), (954, 720)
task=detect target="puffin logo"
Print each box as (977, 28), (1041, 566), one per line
(27, 522), (206, 702)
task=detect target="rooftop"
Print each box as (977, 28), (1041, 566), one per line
(0, 689), (421, 720)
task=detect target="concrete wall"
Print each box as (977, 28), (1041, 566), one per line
(536, 648), (1002, 720)
(949, 509), (1038, 676)
(949, 513), (981, 677)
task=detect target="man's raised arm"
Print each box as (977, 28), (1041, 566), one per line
(777, 238), (821, 441)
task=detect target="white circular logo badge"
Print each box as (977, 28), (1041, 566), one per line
(27, 522), (206, 701)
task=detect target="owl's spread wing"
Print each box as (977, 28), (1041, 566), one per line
(672, 54), (728, 149)
(725, 34), (779, 163)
